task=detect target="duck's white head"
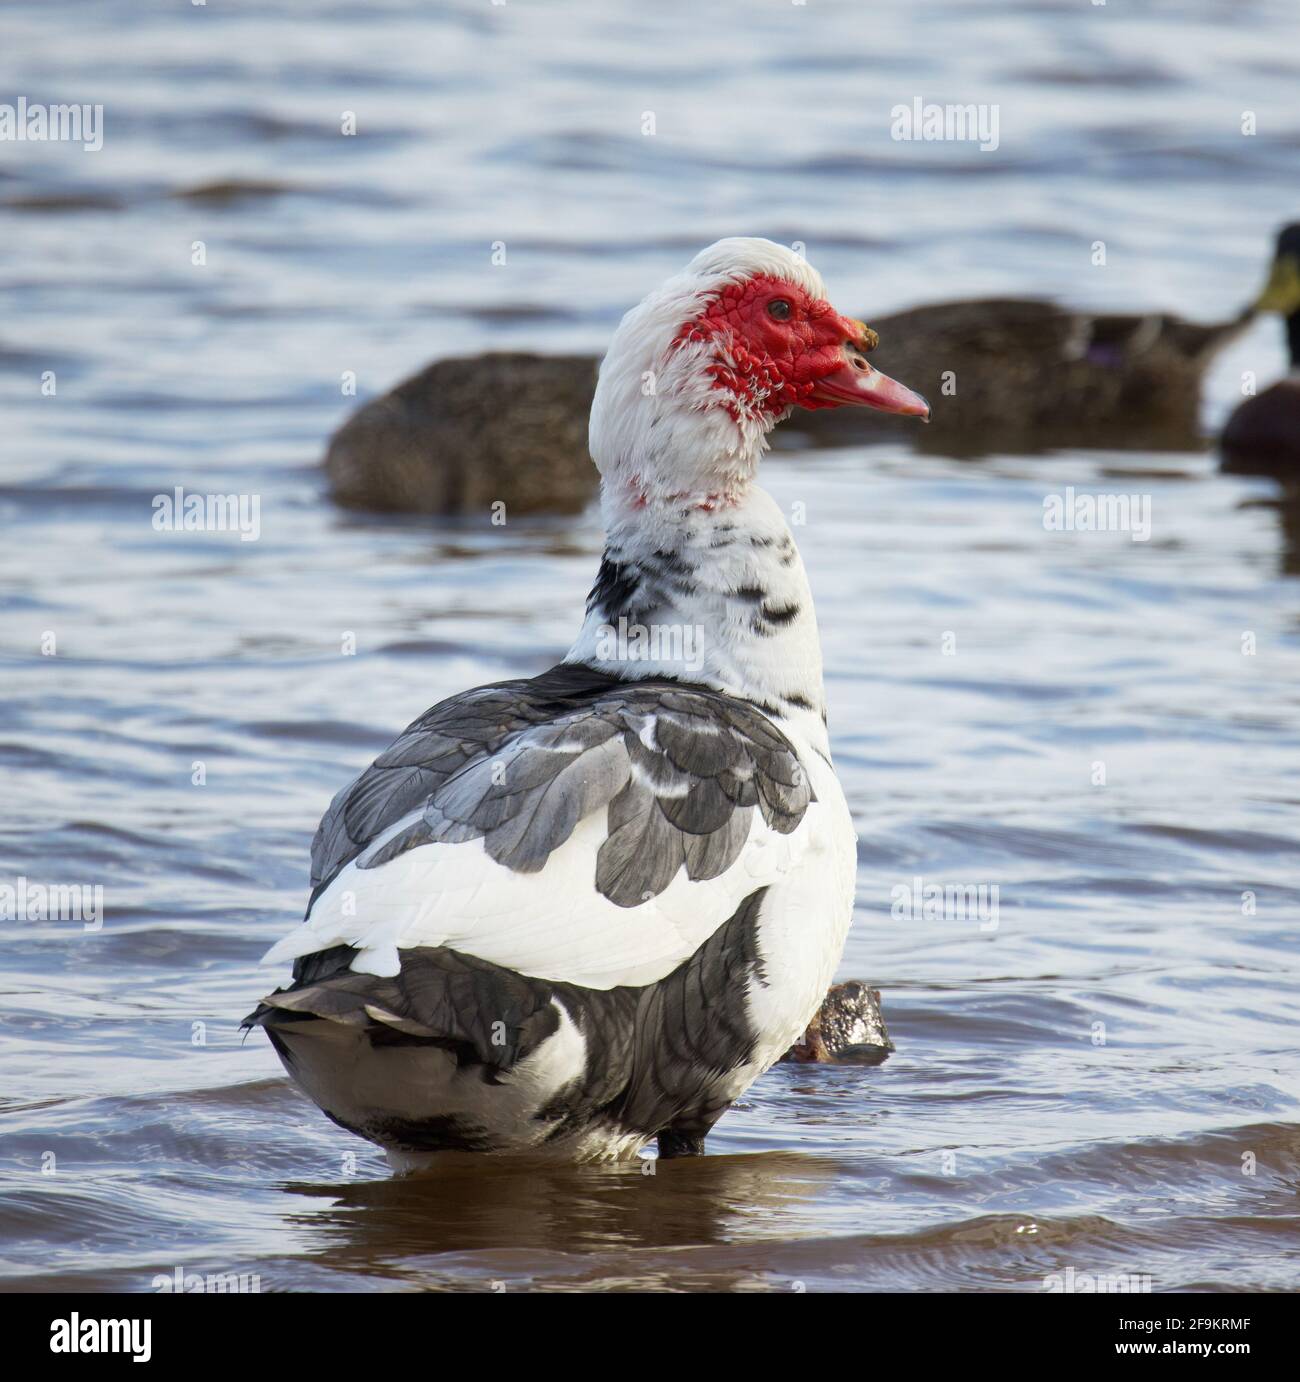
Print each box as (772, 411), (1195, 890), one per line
(589, 237), (929, 511)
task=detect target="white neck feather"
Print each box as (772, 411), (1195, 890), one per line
(566, 485), (830, 759)
(569, 239), (838, 757)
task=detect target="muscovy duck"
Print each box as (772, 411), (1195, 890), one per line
(246, 238), (928, 1165)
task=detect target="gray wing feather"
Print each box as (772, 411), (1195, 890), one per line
(311, 665), (813, 913)
(596, 781), (688, 907)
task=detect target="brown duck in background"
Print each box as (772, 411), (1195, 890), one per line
(325, 352), (598, 515)
(324, 287), (1250, 516)
(1221, 224), (1300, 478)
(780, 296), (1251, 457)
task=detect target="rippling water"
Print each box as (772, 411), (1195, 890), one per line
(2, 0), (1299, 1293)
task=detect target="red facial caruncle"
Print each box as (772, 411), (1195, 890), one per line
(676, 274), (930, 420)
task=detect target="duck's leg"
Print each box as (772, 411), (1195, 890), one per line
(656, 1127), (707, 1159)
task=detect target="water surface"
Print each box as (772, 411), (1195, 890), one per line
(2, 0), (1299, 1293)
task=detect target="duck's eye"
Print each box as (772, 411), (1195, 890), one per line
(767, 299), (792, 321)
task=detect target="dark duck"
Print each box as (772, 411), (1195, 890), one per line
(1221, 224), (1300, 477)
(794, 297), (1250, 457)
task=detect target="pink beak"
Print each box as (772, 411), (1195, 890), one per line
(809, 334), (930, 419)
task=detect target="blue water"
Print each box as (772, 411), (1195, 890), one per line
(1, 0), (1299, 1292)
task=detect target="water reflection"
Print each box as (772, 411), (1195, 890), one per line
(285, 1152), (845, 1289)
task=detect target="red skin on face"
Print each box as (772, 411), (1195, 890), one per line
(677, 275), (866, 413)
